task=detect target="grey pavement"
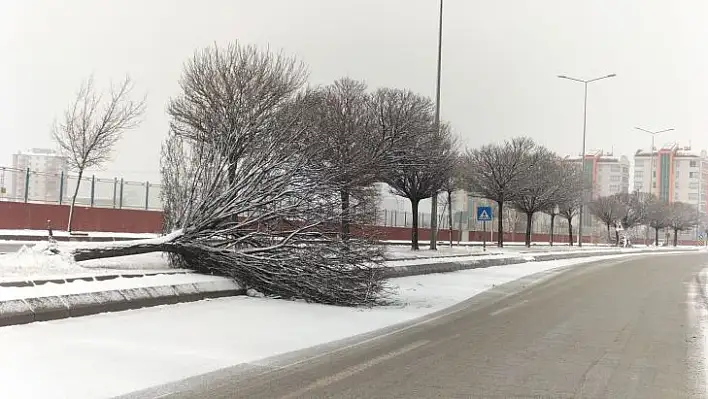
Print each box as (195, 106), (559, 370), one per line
(123, 252), (708, 399)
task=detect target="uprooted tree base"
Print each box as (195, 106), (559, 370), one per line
(71, 238), (388, 307)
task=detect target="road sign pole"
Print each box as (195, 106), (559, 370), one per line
(483, 220), (486, 251)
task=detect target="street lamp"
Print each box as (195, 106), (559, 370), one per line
(430, 0), (444, 250)
(634, 127), (674, 198)
(558, 73), (616, 247)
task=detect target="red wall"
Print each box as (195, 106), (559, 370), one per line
(1, 202), (701, 246)
(0, 202), (163, 233)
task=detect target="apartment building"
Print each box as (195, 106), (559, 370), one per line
(10, 148), (68, 203)
(633, 143), (708, 212)
(566, 150), (630, 198)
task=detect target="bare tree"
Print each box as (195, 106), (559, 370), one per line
(167, 41), (307, 187)
(462, 137), (535, 247)
(512, 145), (565, 247)
(503, 207), (521, 242)
(613, 191), (650, 245)
(588, 195), (623, 244)
(378, 90), (456, 250)
(303, 78), (408, 240)
(544, 205), (559, 246)
(645, 196), (670, 246)
(552, 162), (584, 246)
(440, 154), (462, 247)
(558, 199), (580, 246)
(67, 42), (388, 306)
(666, 201), (699, 246)
(52, 75), (145, 232)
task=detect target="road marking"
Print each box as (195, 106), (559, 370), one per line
(279, 339), (430, 399)
(686, 269), (708, 397)
(489, 299), (529, 316)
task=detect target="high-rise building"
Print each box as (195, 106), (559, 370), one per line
(11, 148), (68, 203)
(565, 150), (630, 198)
(633, 143), (708, 212)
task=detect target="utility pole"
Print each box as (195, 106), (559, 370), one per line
(430, 0), (444, 250)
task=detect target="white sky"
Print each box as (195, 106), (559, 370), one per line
(2, 0), (708, 183)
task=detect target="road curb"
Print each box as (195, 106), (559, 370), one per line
(0, 235), (142, 242)
(0, 270), (193, 288)
(379, 248), (699, 279)
(0, 279), (244, 327)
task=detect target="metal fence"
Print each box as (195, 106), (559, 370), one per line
(0, 166), (163, 210)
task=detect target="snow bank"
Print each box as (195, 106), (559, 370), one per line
(0, 242), (84, 277)
(0, 273), (225, 301)
(0, 229), (159, 239)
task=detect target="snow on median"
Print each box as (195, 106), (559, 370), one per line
(0, 241), (172, 280)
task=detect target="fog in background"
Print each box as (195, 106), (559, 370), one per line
(1, 0), (707, 184)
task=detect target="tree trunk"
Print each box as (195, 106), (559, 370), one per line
(447, 190), (453, 248)
(654, 227), (659, 246)
(496, 201), (504, 248)
(340, 188), (350, 241)
(549, 214), (556, 246)
(67, 169), (84, 233)
(606, 223), (611, 244)
(673, 228), (679, 247)
(411, 199), (420, 250)
(615, 229), (620, 247)
(524, 212), (533, 247)
(73, 242), (178, 262)
(567, 217), (574, 246)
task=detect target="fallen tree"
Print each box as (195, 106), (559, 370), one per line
(67, 41), (387, 307)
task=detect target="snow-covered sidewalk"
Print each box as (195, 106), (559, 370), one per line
(0, 229), (158, 239)
(0, 250), (686, 399)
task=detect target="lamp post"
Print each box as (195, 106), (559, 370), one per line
(634, 127), (674, 198)
(430, 0), (444, 250)
(558, 73), (616, 247)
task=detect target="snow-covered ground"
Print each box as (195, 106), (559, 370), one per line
(0, 251), (682, 399)
(0, 229), (158, 239)
(0, 273), (228, 301)
(0, 239), (696, 279)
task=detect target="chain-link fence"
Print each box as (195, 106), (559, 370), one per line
(0, 166), (163, 210)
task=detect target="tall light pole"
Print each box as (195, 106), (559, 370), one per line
(430, 0), (444, 250)
(558, 73), (616, 247)
(634, 127), (674, 198)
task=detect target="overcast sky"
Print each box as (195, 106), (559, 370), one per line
(1, 0), (708, 183)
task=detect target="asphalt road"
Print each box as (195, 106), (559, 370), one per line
(124, 252), (708, 399)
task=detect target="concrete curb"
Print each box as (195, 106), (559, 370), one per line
(0, 270), (193, 288)
(0, 279), (243, 327)
(379, 248), (700, 279)
(0, 235), (142, 242)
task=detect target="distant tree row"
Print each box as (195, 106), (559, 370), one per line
(460, 137), (584, 248)
(589, 192), (702, 246)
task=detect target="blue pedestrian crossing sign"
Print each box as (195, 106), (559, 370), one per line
(477, 206), (493, 221)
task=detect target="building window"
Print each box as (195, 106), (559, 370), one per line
(690, 172), (699, 179)
(611, 165), (620, 172)
(609, 184), (620, 192)
(691, 160), (698, 167)
(634, 171), (644, 180)
(689, 182), (699, 190)
(635, 182), (644, 190)
(609, 175), (620, 182)
(689, 193), (699, 201)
